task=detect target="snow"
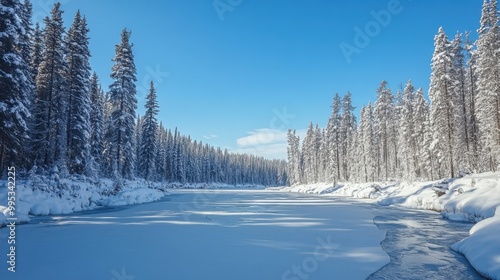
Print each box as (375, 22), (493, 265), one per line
(0, 176), (169, 227)
(451, 206), (500, 279)
(277, 172), (500, 279)
(0, 190), (389, 279)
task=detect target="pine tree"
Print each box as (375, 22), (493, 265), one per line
(340, 92), (356, 181)
(374, 81), (395, 180)
(15, 0), (32, 68)
(108, 29), (138, 179)
(65, 11), (91, 174)
(451, 33), (471, 172)
(398, 81), (417, 180)
(475, 0), (500, 171)
(464, 32), (479, 170)
(139, 81), (159, 181)
(359, 103), (375, 182)
(429, 27), (456, 178)
(413, 88), (431, 179)
(89, 73), (105, 175)
(286, 129), (301, 185)
(326, 93), (342, 184)
(31, 3), (67, 171)
(30, 22), (43, 82)
(0, 0), (32, 175)
(155, 123), (167, 181)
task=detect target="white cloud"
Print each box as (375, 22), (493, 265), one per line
(203, 134), (218, 140)
(232, 128), (307, 160)
(236, 129), (287, 147)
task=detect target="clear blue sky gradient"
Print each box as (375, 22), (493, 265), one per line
(32, 0), (482, 159)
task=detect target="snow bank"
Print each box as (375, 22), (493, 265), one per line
(452, 206), (500, 279)
(166, 182), (266, 189)
(276, 172), (500, 280)
(0, 176), (169, 227)
(101, 188), (165, 207)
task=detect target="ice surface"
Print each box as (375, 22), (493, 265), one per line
(0, 190), (389, 280)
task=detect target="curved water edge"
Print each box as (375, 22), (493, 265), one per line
(364, 203), (485, 279)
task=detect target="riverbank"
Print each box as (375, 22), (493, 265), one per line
(275, 172), (500, 279)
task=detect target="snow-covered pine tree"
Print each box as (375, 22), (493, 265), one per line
(302, 122), (315, 184)
(313, 124), (322, 182)
(373, 81), (395, 180)
(30, 22), (43, 83)
(65, 11), (91, 174)
(359, 103), (375, 182)
(429, 27), (456, 178)
(340, 92), (357, 181)
(398, 81), (417, 180)
(451, 33), (471, 172)
(31, 3), (68, 171)
(139, 81), (159, 181)
(108, 29), (138, 179)
(464, 32), (479, 170)
(325, 93), (342, 184)
(413, 87), (431, 179)
(0, 0), (32, 176)
(17, 0), (32, 66)
(475, 0), (500, 171)
(155, 122), (167, 181)
(286, 129), (301, 185)
(89, 72), (105, 175)
(318, 128), (329, 182)
(134, 114), (143, 173)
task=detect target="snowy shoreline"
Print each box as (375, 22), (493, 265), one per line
(0, 177), (266, 228)
(274, 172), (500, 279)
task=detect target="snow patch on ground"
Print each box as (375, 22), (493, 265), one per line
(451, 206), (500, 279)
(0, 176), (169, 227)
(0, 177), (264, 228)
(276, 172), (500, 279)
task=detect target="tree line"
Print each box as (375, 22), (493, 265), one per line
(0, 0), (287, 186)
(287, 0), (500, 185)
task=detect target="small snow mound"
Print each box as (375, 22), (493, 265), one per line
(451, 206), (500, 279)
(101, 188), (165, 207)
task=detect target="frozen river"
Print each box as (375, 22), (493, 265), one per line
(0, 189), (483, 279)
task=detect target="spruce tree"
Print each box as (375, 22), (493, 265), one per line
(429, 27), (456, 178)
(30, 22), (43, 81)
(475, 0), (500, 171)
(139, 81), (159, 180)
(108, 29), (138, 179)
(32, 3), (67, 170)
(0, 0), (32, 175)
(374, 81), (394, 180)
(89, 73), (105, 175)
(340, 92), (356, 181)
(65, 11), (91, 174)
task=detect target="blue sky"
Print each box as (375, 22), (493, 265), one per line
(32, 0), (482, 159)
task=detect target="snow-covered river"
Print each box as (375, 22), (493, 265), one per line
(0, 189), (483, 279)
